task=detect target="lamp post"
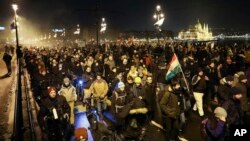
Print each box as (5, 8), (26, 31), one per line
(12, 4), (19, 51)
(153, 5), (165, 44)
(100, 17), (107, 44)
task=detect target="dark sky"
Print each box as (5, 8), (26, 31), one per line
(0, 0), (250, 32)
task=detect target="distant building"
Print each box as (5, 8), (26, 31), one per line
(178, 19), (213, 41)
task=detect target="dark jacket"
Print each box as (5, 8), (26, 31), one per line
(160, 86), (180, 119)
(235, 82), (248, 112)
(144, 83), (156, 113)
(204, 119), (227, 141)
(82, 72), (94, 89)
(222, 98), (242, 125)
(217, 79), (232, 102)
(38, 95), (70, 132)
(192, 75), (207, 93)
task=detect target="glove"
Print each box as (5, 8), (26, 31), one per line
(63, 113), (69, 121)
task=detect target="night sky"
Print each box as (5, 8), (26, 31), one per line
(0, 0), (250, 32)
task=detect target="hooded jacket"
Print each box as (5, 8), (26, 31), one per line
(90, 79), (109, 98)
(160, 85), (180, 119)
(59, 84), (77, 102)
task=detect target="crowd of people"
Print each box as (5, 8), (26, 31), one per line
(20, 40), (250, 141)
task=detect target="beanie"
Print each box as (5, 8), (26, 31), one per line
(214, 107), (227, 122)
(63, 77), (70, 84)
(134, 77), (142, 84)
(117, 82), (125, 89)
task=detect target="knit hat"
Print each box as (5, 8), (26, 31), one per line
(238, 75), (247, 82)
(214, 107), (227, 122)
(63, 77), (70, 84)
(230, 87), (242, 95)
(225, 75), (234, 82)
(134, 77), (142, 84)
(117, 82), (125, 89)
(48, 86), (57, 94)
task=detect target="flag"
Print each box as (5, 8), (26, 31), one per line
(166, 53), (181, 81)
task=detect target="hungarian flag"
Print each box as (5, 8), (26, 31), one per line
(165, 53), (181, 81)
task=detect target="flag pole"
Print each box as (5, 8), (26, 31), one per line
(174, 53), (190, 93)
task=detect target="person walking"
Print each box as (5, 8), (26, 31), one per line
(58, 77), (77, 127)
(3, 45), (13, 77)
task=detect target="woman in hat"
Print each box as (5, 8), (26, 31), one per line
(201, 107), (227, 141)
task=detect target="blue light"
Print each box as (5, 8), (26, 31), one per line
(78, 80), (83, 85)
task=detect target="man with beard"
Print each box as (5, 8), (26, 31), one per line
(38, 87), (70, 141)
(59, 77), (77, 127)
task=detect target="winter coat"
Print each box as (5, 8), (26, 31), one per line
(202, 118), (227, 141)
(192, 75), (207, 93)
(111, 90), (128, 115)
(90, 79), (109, 98)
(235, 82), (248, 112)
(82, 72), (94, 89)
(222, 98), (242, 125)
(217, 79), (231, 102)
(144, 83), (156, 113)
(38, 95), (70, 131)
(59, 85), (77, 102)
(160, 86), (180, 119)
(39, 95), (70, 118)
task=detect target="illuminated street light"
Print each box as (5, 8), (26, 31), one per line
(100, 17), (107, 33)
(153, 4), (165, 43)
(156, 5), (161, 11)
(153, 4), (165, 28)
(74, 24), (80, 35)
(12, 4), (18, 12)
(12, 3), (20, 58)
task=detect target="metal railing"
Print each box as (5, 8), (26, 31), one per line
(23, 69), (36, 141)
(11, 58), (23, 141)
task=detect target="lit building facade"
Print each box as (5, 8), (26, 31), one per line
(178, 19), (213, 41)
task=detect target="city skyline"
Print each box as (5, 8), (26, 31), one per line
(0, 0), (250, 33)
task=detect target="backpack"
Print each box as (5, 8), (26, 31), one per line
(114, 91), (126, 113)
(74, 128), (88, 141)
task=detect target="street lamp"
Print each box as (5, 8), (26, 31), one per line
(100, 17), (107, 34)
(100, 17), (107, 45)
(153, 4), (165, 43)
(12, 4), (19, 55)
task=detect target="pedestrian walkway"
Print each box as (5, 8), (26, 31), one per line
(0, 53), (17, 140)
